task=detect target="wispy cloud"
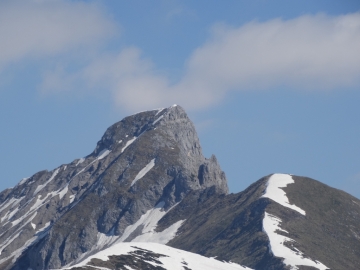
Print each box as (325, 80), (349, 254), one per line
(77, 12), (360, 111)
(0, 0), (117, 69)
(185, 13), (360, 93)
(4, 2), (360, 113)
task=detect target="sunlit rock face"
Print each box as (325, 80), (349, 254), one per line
(0, 105), (228, 270)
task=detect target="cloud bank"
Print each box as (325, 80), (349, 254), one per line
(1, 1), (360, 112)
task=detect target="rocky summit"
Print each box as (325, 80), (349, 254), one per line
(0, 105), (359, 270)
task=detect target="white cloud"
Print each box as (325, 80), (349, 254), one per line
(40, 12), (360, 112)
(184, 13), (360, 93)
(0, 0), (117, 69)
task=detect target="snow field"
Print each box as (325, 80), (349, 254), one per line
(18, 177), (29, 186)
(117, 201), (184, 244)
(155, 108), (165, 116)
(97, 149), (111, 160)
(261, 174), (328, 270)
(131, 159), (155, 186)
(263, 212), (328, 270)
(75, 158), (85, 166)
(262, 174), (306, 215)
(121, 137), (137, 153)
(0, 197), (23, 223)
(65, 201), (185, 267)
(75, 149), (111, 177)
(152, 115), (164, 125)
(62, 242), (253, 270)
(33, 168), (60, 195)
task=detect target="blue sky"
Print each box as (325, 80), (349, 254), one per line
(1, 0), (360, 198)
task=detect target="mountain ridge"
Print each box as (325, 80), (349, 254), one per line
(0, 105), (359, 270)
(0, 105), (229, 269)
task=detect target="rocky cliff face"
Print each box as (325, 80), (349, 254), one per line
(0, 105), (228, 270)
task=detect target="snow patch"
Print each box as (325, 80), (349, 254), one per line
(57, 185), (69, 200)
(69, 195), (76, 204)
(0, 231), (21, 256)
(76, 158), (85, 166)
(121, 137), (137, 153)
(155, 108), (165, 116)
(262, 212), (328, 270)
(67, 202), (184, 267)
(0, 197), (25, 224)
(30, 195), (48, 212)
(10, 217), (23, 227)
(75, 161), (94, 176)
(61, 242), (252, 270)
(34, 168), (60, 195)
(0, 213), (49, 264)
(75, 153), (107, 177)
(131, 159), (155, 187)
(262, 174), (306, 215)
(0, 197), (22, 215)
(1, 207), (18, 224)
(97, 149), (111, 160)
(36, 221), (51, 234)
(31, 223), (36, 230)
(0, 212), (37, 257)
(18, 177), (29, 186)
(152, 115), (163, 125)
(132, 219), (184, 243)
(119, 201), (183, 244)
(119, 201), (166, 242)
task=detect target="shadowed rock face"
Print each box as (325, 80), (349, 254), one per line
(0, 105), (228, 270)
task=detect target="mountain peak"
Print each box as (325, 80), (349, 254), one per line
(0, 104), (228, 270)
(1, 106), (359, 270)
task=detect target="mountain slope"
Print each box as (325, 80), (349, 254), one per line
(0, 105), (359, 270)
(0, 105), (228, 270)
(160, 173), (360, 270)
(58, 242), (252, 270)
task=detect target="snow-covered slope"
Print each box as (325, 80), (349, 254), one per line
(262, 212), (328, 270)
(262, 174), (329, 270)
(65, 201), (185, 267)
(59, 242), (253, 270)
(261, 174), (328, 270)
(262, 174), (306, 215)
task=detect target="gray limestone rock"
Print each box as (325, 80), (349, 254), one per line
(0, 105), (228, 270)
